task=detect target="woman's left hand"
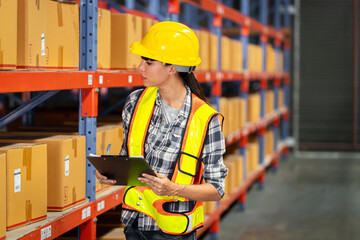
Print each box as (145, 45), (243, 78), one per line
(139, 171), (176, 196)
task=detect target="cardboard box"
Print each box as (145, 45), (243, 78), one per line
(0, 136), (85, 211)
(221, 36), (231, 71)
(98, 227), (126, 240)
(45, 0), (79, 70)
(203, 201), (216, 215)
(279, 88), (284, 108)
(266, 90), (274, 114)
(265, 130), (274, 156)
(17, 0), (47, 69)
(0, 0), (17, 69)
(141, 17), (154, 38)
(209, 33), (218, 71)
(98, 8), (111, 70)
(238, 98), (246, 129)
(219, 98), (229, 137)
(248, 93), (260, 123)
(230, 39), (242, 72)
(247, 141), (259, 173)
(197, 30), (210, 71)
(0, 154), (5, 239)
(227, 154), (243, 188)
(228, 98), (238, 134)
(111, 13), (142, 70)
(223, 157), (236, 198)
(0, 143), (47, 230)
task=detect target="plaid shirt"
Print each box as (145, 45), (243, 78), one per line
(120, 86), (227, 231)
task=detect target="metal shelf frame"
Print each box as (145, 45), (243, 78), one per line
(0, 0), (291, 239)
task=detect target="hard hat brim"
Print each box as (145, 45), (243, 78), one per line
(130, 41), (201, 67)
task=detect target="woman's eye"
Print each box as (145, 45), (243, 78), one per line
(146, 62), (152, 65)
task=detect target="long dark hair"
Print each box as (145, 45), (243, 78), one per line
(178, 72), (207, 102)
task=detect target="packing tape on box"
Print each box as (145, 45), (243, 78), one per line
(58, 46), (64, 67)
(23, 147), (32, 181)
(72, 138), (78, 158)
(73, 187), (76, 203)
(57, 2), (63, 27)
(26, 200), (32, 222)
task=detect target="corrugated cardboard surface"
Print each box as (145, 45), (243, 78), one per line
(0, 143), (47, 230)
(221, 36), (231, 71)
(196, 30), (210, 71)
(111, 13), (142, 70)
(17, 0), (47, 69)
(209, 33), (218, 71)
(45, 0), (79, 70)
(230, 39), (242, 72)
(247, 141), (259, 173)
(220, 98), (229, 137)
(0, 154), (5, 239)
(0, 135), (86, 211)
(248, 93), (260, 123)
(97, 227), (126, 240)
(0, 0), (17, 69)
(98, 8), (111, 70)
(266, 90), (274, 114)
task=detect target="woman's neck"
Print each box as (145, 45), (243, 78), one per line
(158, 77), (187, 110)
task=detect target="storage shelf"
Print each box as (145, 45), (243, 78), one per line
(180, 0), (285, 41)
(6, 186), (125, 240)
(0, 71), (289, 93)
(225, 107), (288, 146)
(197, 142), (288, 238)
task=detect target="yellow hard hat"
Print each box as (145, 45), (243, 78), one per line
(130, 21), (201, 71)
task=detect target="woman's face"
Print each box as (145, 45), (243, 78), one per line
(138, 58), (171, 88)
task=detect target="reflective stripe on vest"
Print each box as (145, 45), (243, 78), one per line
(123, 87), (221, 235)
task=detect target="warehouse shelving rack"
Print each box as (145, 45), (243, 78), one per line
(0, 0), (291, 239)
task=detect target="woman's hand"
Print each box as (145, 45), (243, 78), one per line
(96, 170), (117, 185)
(139, 171), (177, 196)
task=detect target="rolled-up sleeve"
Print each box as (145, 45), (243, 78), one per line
(202, 115), (228, 198)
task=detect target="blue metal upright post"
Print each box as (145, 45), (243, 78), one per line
(79, 0), (98, 202)
(258, 0), (268, 168)
(238, 0), (250, 210)
(148, 0), (160, 18)
(282, 0), (290, 140)
(273, 0), (281, 152)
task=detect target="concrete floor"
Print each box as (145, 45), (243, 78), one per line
(200, 153), (360, 240)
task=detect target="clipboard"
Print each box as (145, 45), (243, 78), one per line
(87, 155), (156, 186)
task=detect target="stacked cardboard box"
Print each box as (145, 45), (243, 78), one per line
(248, 93), (260, 123)
(266, 90), (274, 114)
(279, 88), (284, 108)
(221, 36), (231, 71)
(230, 39), (242, 72)
(0, 135), (86, 211)
(219, 98), (229, 137)
(196, 30), (210, 71)
(247, 138), (259, 174)
(0, 0), (17, 69)
(265, 130), (274, 156)
(248, 44), (262, 72)
(209, 33), (218, 71)
(45, 0), (79, 70)
(203, 201), (216, 215)
(266, 44), (275, 73)
(111, 13), (142, 70)
(227, 154), (243, 188)
(0, 143), (47, 230)
(98, 8), (111, 70)
(0, 154), (5, 239)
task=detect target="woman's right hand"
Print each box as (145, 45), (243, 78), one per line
(96, 170), (117, 185)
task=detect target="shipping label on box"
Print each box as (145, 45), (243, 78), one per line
(0, 0), (17, 69)
(0, 143), (47, 230)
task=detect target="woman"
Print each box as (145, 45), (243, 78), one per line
(97, 21), (227, 240)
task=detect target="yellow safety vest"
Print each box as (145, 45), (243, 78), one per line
(123, 87), (222, 235)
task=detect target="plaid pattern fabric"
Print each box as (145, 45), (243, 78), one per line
(120, 86), (227, 231)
